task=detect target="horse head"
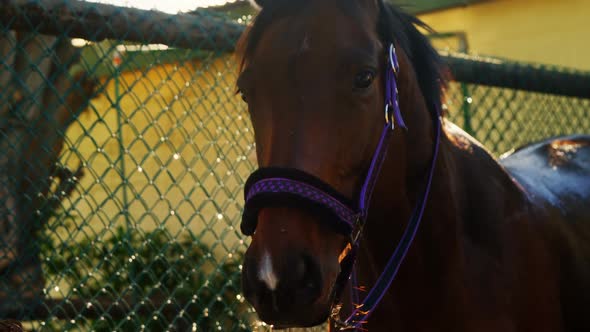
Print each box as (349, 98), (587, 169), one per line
(237, 0), (445, 327)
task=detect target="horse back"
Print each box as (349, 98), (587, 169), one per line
(500, 134), (590, 331)
(500, 134), (590, 220)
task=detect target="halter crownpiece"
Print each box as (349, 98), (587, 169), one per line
(240, 43), (441, 330)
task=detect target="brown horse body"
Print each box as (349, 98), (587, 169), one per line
(353, 123), (590, 331)
(237, 0), (590, 330)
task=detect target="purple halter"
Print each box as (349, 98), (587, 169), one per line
(241, 43), (441, 330)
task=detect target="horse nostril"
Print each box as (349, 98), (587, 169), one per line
(292, 254), (322, 304)
(295, 255), (307, 281)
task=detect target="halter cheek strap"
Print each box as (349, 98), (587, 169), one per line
(240, 43), (441, 331)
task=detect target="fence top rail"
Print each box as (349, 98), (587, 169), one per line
(442, 51), (590, 99)
(0, 0), (244, 52)
(2, 0), (590, 99)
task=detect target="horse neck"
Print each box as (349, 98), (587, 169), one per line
(353, 120), (530, 329)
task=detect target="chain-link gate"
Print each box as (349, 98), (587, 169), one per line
(0, 1), (589, 331)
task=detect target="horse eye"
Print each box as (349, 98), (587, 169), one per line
(237, 89), (247, 102)
(353, 70), (376, 90)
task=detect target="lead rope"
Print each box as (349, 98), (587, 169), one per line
(334, 44), (441, 330)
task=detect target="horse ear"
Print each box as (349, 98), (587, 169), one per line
(248, 0), (266, 10)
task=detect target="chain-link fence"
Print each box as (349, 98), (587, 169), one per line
(443, 52), (590, 155)
(0, 1), (589, 331)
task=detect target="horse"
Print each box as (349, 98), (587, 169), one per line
(235, 0), (590, 330)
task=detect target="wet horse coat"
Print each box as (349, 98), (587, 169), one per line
(236, 0), (590, 330)
(501, 135), (590, 331)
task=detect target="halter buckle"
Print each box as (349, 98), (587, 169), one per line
(384, 103), (395, 130)
(350, 214), (366, 246)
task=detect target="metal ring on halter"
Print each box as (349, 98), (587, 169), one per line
(388, 44), (399, 74)
(330, 304), (357, 331)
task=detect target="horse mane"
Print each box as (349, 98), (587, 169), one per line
(237, 0), (448, 116)
(376, 1), (448, 115)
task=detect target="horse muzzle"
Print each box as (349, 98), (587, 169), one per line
(241, 218), (338, 328)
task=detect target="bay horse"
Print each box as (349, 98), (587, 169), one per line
(236, 0), (590, 330)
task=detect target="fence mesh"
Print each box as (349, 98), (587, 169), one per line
(445, 82), (590, 156)
(0, 1), (589, 331)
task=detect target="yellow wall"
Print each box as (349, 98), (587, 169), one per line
(419, 0), (590, 70)
(55, 55), (255, 259)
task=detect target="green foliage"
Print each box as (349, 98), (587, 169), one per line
(42, 224), (253, 331)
